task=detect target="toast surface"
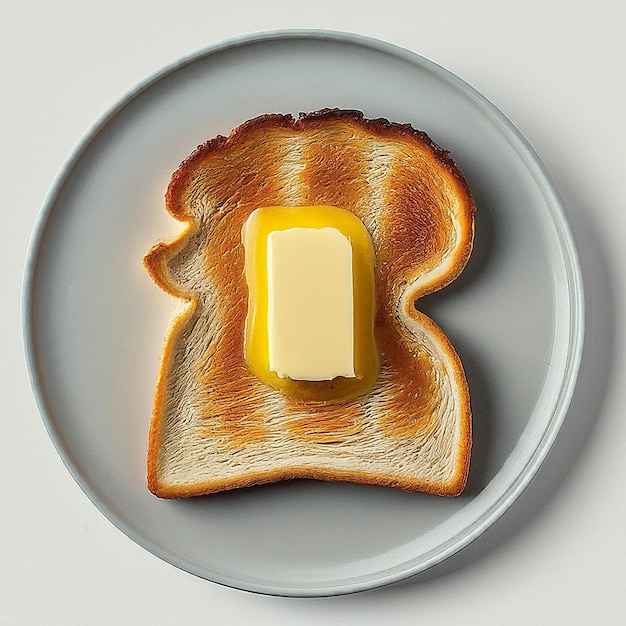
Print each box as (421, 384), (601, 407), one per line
(144, 109), (475, 497)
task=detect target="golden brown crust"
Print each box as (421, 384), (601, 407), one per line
(163, 108), (474, 217)
(144, 109), (475, 498)
(150, 463), (466, 499)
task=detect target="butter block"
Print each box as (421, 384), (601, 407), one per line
(242, 205), (379, 403)
(267, 227), (355, 381)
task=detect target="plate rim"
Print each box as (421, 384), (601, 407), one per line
(22, 28), (585, 597)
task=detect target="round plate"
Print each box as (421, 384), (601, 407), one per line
(23, 30), (584, 596)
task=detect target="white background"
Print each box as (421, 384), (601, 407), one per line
(2, 1), (625, 624)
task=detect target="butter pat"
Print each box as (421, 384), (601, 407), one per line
(242, 205), (379, 403)
(267, 227), (355, 381)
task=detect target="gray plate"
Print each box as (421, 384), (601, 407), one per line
(23, 30), (584, 596)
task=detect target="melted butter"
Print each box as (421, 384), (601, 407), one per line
(242, 206), (379, 403)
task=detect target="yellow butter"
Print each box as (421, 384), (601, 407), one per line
(268, 226), (356, 381)
(242, 206), (378, 403)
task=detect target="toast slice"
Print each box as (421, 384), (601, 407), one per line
(144, 109), (475, 497)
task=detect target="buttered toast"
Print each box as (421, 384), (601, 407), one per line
(144, 109), (475, 497)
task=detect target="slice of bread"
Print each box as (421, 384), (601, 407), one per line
(144, 109), (475, 498)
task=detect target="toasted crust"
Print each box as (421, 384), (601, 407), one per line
(144, 109), (475, 498)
